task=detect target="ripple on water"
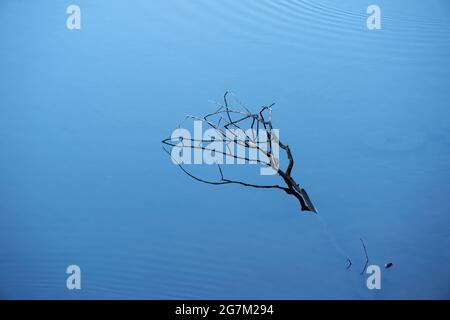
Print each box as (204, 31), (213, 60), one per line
(361, 127), (426, 153)
(170, 0), (450, 63)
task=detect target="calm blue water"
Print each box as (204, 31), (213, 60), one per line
(1, 0), (450, 299)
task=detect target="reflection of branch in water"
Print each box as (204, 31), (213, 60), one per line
(360, 238), (369, 275)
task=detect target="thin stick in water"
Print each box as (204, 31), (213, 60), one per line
(360, 238), (369, 275)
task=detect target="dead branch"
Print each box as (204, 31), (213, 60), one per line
(162, 92), (317, 213)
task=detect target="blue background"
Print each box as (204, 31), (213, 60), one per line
(0, 0), (449, 299)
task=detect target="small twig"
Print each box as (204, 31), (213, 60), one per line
(346, 257), (353, 270)
(360, 238), (369, 275)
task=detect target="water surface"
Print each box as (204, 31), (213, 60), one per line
(0, 0), (449, 299)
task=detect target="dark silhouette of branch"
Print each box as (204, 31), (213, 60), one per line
(162, 91), (317, 213)
(162, 146), (288, 191)
(360, 238), (369, 275)
(346, 258), (353, 270)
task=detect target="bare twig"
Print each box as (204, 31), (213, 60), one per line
(360, 238), (369, 275)
(162, 147), (288, 191)
(346, 257), (353, 270)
